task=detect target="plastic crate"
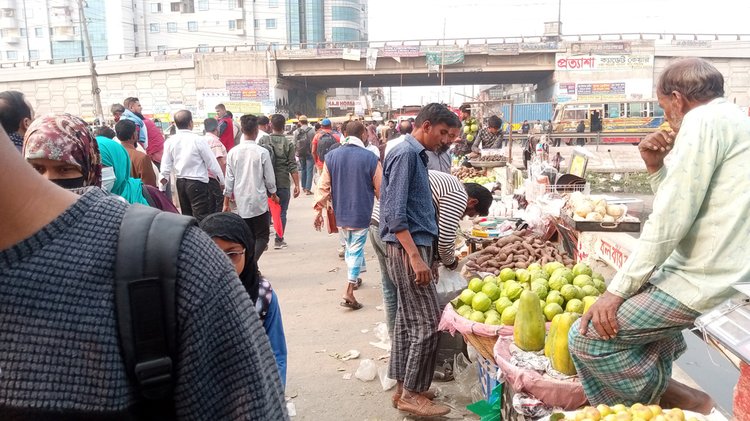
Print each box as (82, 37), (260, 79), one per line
(475, 348), (501, 405)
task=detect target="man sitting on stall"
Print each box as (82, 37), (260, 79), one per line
(569, 58), (750, 414)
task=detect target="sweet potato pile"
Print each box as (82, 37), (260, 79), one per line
(464, 229), (574, 275)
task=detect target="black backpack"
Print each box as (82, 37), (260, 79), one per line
(295, 126), (313, 157)
(316, 131), (339, 163)
(115, 205), (196, 418)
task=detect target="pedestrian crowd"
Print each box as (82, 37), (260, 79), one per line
(0, 57), (747, 419)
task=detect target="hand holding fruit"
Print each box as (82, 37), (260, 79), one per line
(639, 130), (675, 174)
(579, 291), (625, 340)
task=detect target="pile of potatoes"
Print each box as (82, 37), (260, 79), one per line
(452, 167), (485, 180)
(569, 192), (626, 223)
(465, 229), (575, 275)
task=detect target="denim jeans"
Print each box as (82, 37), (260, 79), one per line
(275, 188), (290, 242)
(368, 225), (397, 337)
(298, 155), (314, 191)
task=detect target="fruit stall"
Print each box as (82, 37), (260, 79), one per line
(438, 160), (716, 418)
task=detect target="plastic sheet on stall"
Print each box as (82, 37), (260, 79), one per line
(512, 392), (553, 418)
(494, 338), (587, 410)
(508, 343), (549, 372)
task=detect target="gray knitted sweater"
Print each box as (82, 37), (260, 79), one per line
(0, 189), (288, 420)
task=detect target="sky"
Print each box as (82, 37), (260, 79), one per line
(368, 0), (750, 106)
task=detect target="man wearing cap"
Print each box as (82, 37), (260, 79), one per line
(311, 118), (341, 178)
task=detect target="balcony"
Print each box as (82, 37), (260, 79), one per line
(51, 26), (75, 42)
(1, 28), (20, 43)
(0, 15), (17, 29)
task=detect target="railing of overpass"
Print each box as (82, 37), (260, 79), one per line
(2, 33), (750, 69)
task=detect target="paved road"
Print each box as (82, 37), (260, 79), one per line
(265, 194), (473, 420)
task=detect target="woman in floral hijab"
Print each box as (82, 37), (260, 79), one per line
(23, 113), (101, 190)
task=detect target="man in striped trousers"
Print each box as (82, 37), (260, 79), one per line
(379, 103), (460, 418)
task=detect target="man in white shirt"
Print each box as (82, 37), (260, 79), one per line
(223, 115), (279, 264)
(383, 120), (412, 157)
(159, 110), (224, 222)
(257, 115), (271, 143)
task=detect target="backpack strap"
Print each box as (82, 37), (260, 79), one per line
(115, 205), (196, 403)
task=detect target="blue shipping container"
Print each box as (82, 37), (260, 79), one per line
(498, 103), (554, 124)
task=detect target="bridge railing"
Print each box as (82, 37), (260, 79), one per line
(2, 33), (750, 69)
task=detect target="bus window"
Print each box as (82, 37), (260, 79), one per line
(605, 103), (622, 118)
(563, 109), (587, 121)
(627, 102), (645, 118)
(652, 102), (665, 117)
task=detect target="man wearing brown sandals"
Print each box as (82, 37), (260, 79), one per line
(379, 103), (460, 417)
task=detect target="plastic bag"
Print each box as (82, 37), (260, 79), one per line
(378, 365), (397, 391)
(436, 266), (467, 307)
(453, 352), (480, 400)
(369, 322), (391, 351)
(354, 359), (377, 381)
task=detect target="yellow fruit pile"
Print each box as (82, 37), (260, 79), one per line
(562, 403), (699, 421)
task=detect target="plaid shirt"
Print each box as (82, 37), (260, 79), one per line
(471, 128), (502, 152)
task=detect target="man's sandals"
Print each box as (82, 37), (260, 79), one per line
(391, 390), (437, 408)
(395, 393), (450, 417)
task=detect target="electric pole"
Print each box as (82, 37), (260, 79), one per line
(78, 0), (103, 123)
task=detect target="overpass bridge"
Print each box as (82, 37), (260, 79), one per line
(0, 33), (748, 118)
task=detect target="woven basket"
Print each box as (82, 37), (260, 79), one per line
(463, 333), (499, 361)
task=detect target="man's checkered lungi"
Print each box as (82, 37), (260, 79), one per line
(569, 284), (700, 405)
(386, 243), (441, 393)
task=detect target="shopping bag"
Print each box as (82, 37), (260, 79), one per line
(325, 206), (339, 234)
(268, 198), (283, 238)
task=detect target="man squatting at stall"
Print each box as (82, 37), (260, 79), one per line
(569, 57), (750, 414)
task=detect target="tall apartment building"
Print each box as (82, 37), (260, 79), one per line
(287, 0), (368, 46)
(0, 0), (368, 63)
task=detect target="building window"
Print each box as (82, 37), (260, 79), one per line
(188, 21), (197, 31)
(235, 0), (243, 8)
(20, 28), (26, 37)
(2, 9), (14, 17)
(35, 27), (43, 37)
(73, 26), (79, 35)
(236, 19), (244, 30)
(149, 23), (160, 32)
(151, 2), (162, 12)
(332, 6), (360, 23)
(198, 0), (208, 11)
(331, 27), (359, 42)
(228, 20), (235, 30)
(26, 8), (33, 18)
(265, 18), (276, 29)
(183, 0), (194, 13)
(167, 22), (177, 32)
(157, 45), (167, 52)
(197, 44), (210, 52)
(133, 24), (138, 32)
(269, 0), (278, 6)
(170, 2), (180, 11)
(29, 50), (39, 59)
(6, 50), (17, 60)
(254, 19), (259, 29)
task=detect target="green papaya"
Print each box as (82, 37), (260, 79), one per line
(513, 290), (546, 352)
(548, 312), (580, 375)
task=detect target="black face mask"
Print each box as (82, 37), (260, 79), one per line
(51, 176), (85, 190)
